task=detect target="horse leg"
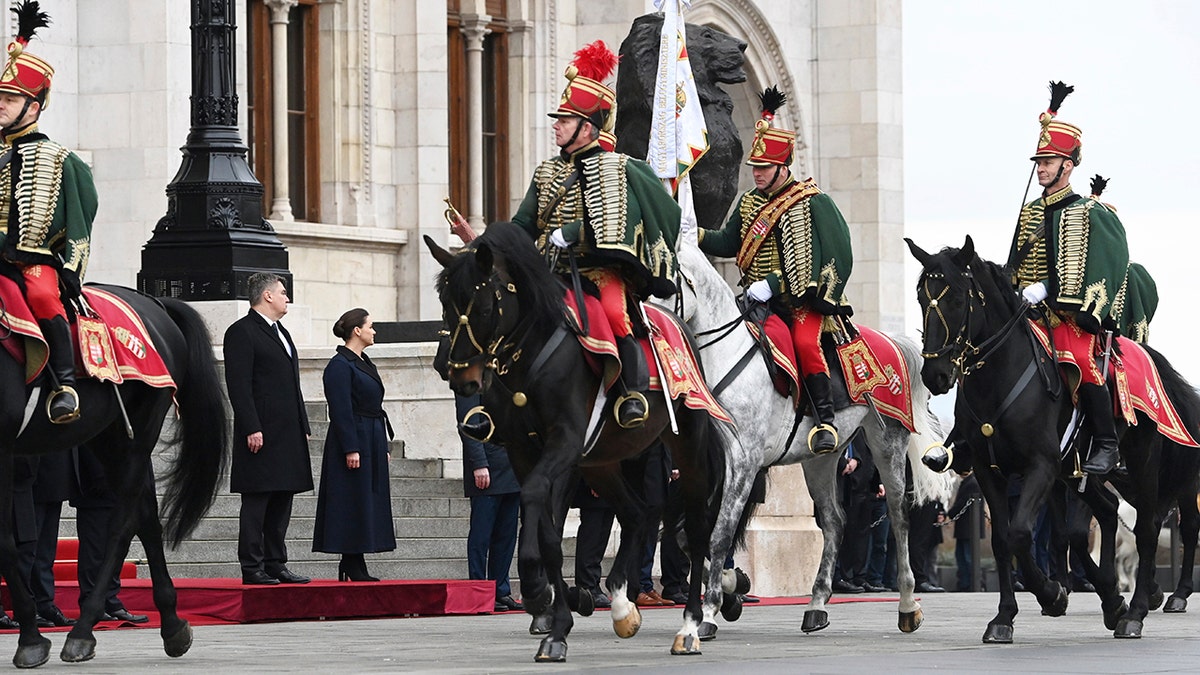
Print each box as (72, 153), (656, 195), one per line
(868, 422), (922, 632)
(975, 469), (1018, 643)
(1116, 446), (1161, 639)
(1078, 481), (1127, 629)
(0, 452), (51, 668)
(1046, 483), (1071, 593)
(132, 473), (191, 658)
(800, 453), (843, 633)
(1009, 465), (1068, 619)
(695, 425), (754, 642)
(522, 448), (578, 663)
(1165, 491), (1199, 612)
(532, 478), (574, 662)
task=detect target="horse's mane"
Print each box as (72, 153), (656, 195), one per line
(922, 245), (1022, 316)
(437, 222), (566, 333)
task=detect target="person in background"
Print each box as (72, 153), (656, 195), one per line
(313, 308), (396, 581)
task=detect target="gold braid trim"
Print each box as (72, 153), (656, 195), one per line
(581, 153), (631, 254)
(736, 191), (781, 284)
(13, 140), (70, 260)
(1111, 269), (1129, 326)
(1055, 200), (1092, 298)
(1012, 201), (1048, 288)
(531, 157), (585, 247)
(777, 197), (815, 296)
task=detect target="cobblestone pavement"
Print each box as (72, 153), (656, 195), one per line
(6, 592), (1200, 673)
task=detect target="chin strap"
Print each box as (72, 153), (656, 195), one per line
(2, 98), (36, 136)
(560, 118), (587, 156)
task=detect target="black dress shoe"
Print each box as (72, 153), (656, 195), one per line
(494, 595), (524, 612)
(915, 582), (946, 593)
(36, 607), (75, 628)
(662, 590), (689, 605)
(832, 579), (864, 594)
(106, 608), (149, 624)
(741, 594), (761, 603)
(243, 570), (281, 585)
(590, 589), (611, 609)
(0, 613), (18, 630)
(269, 568), (311, 584)
(860, 582), (889, 593)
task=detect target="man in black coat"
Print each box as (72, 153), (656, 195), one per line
(223, 272), (313, 585)
(457, 394), (522, 612)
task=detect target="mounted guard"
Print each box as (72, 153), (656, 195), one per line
(0, 1), (98, 424)
(697, 86), (853, 453)
(1006, 81), (1129, 475)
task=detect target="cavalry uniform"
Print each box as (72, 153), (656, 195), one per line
(0, 2), (99, 424)
(698, 86), (853, 453)
(1087, 175), (1157, 344)
(511, 41), (681, 428)
(1006, 82), (1128, 474)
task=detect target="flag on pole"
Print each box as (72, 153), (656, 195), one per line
(647, 0), (709, 244)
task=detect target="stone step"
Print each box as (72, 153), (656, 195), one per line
(163, 515), (472, 542)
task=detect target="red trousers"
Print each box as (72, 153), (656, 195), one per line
(789, 305), (829, 377)
(19, 263), (66, 321)
(1051, 317), (1104, 387)
(585, 268), (633, 338)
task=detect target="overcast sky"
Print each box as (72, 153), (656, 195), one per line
(902, 1), (1200, 382)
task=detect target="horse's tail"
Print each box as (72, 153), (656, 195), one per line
(159, 298), (230, 548)
(1145, 345), (1200, 435)
(893, 332), (958, 506)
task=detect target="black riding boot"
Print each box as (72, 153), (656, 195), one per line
(1079, 383), (1120, 474)
(614, 335), (649, 429)
(804, 373), (839, 454)
(39, 317), (80, 424)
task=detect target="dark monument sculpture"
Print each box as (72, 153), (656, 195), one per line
(139, 0), (292, 301)
(615, 13), (747, 232)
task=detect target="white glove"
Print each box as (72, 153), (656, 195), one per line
(1021, 282), (1048, 304)
(548, 228), (571, 249)
(747, 279), (773, 303)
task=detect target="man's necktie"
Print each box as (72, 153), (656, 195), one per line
(274, 322), (292, 357)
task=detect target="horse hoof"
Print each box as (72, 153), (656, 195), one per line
(698, 622), (718, 642)
(982, 624), (1013, 644)
(801, 609), (828, 633)
(613, 606), (641, 639)
(1040, 584), (1068, 617)
(13, 637), (51, 669)
(1163, 595), (1188, 613)
(1114, 617), (1143, 639)
(163, 621), (193, 658)
(671, 634), (702, 656)
(720, 594), (743, 622)
(534, 636), (567, 662)
(573, 588), (594, 617)
(732, 568), (752, 595)
(898, 608), (924, 633)
(529, 613), (553, 635)
(59, 636), (97, 664)
(1149, 588), (1165, 612)
(1103, 598), (1129, 630)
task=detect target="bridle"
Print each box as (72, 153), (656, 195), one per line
(917, 263), (1030, 379)
(442, 273), (522, 376)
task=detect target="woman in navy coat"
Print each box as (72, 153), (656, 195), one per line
(312, 308), (396, 580)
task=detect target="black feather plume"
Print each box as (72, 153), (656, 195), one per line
(1090, 174), (1108, 198)
(1046, 80), (1073, 115)
(12, 1), (50, 44)
(758, 85), (787, 118)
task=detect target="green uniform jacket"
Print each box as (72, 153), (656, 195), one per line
(512, 142), (681, 298)
(698, 177), (853, 315)
(1007, 185), (1128, 332)
(1111, 262), (1157, 343)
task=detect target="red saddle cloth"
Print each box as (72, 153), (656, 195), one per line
(564, 289), (732, 424)
(1028, 321), (1197, 447)
(745, 315), (916, 433)
(0, 276), (175, 391)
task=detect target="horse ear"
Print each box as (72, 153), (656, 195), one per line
(960, 235), (976, 261)
(424, 235), (456, 268)
(904, 237), (933, 267)
(474, 243), (494, 276)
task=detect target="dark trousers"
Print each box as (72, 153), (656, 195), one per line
(75, 504), (127, 614)
(864, 498), (889, 586)
(659, 496), (690, 596)
(908, 501), (941, 586)
(467, 493), (519, 598)
(238, 491), (294, 574)
(574, 506), (614, 591)
(32, 501), (62, 615)
(839, 491), (873, 583)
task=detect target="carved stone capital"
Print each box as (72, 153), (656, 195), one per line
(459, 13), (493, 49)
(264, 0), (298, 24)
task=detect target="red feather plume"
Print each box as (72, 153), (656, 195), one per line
(571, 41), (618, 82)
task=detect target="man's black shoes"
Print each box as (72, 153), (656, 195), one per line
(494, 595), (524, 612)
(243, 570), (281, 585)
(105, 608), (149, 624)
(270, 567), (311, 584)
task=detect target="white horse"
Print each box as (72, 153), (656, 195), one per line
(668, 238), (956, 640)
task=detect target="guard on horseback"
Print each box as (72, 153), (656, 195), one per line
(510, 41), (681, 430)
(697, 86), (853, 453)
(1007, 82), (1128, 475)
(0, 1), (98, 424)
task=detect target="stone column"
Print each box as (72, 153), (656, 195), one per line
(460, 13), (491, 230)
(265, 0), (298, 222)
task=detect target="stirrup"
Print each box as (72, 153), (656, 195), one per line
(807, 423), (839, 454)
(614, 391), (649, 429)
(47, 386), (81, 424)
(459, 405), (495, 443)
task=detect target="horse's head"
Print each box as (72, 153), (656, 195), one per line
(905, 236), (981, 395)
(425, 235), (519, 397)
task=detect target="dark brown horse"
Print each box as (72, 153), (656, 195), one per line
(426, 222), (733, 662)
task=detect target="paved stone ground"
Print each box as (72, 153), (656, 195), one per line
(6, 591), (1200, 673)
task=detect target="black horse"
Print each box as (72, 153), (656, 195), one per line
(426, 223), (732, 662)
(906, 236), (1200, 642)
(0, 284), (228, 667)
